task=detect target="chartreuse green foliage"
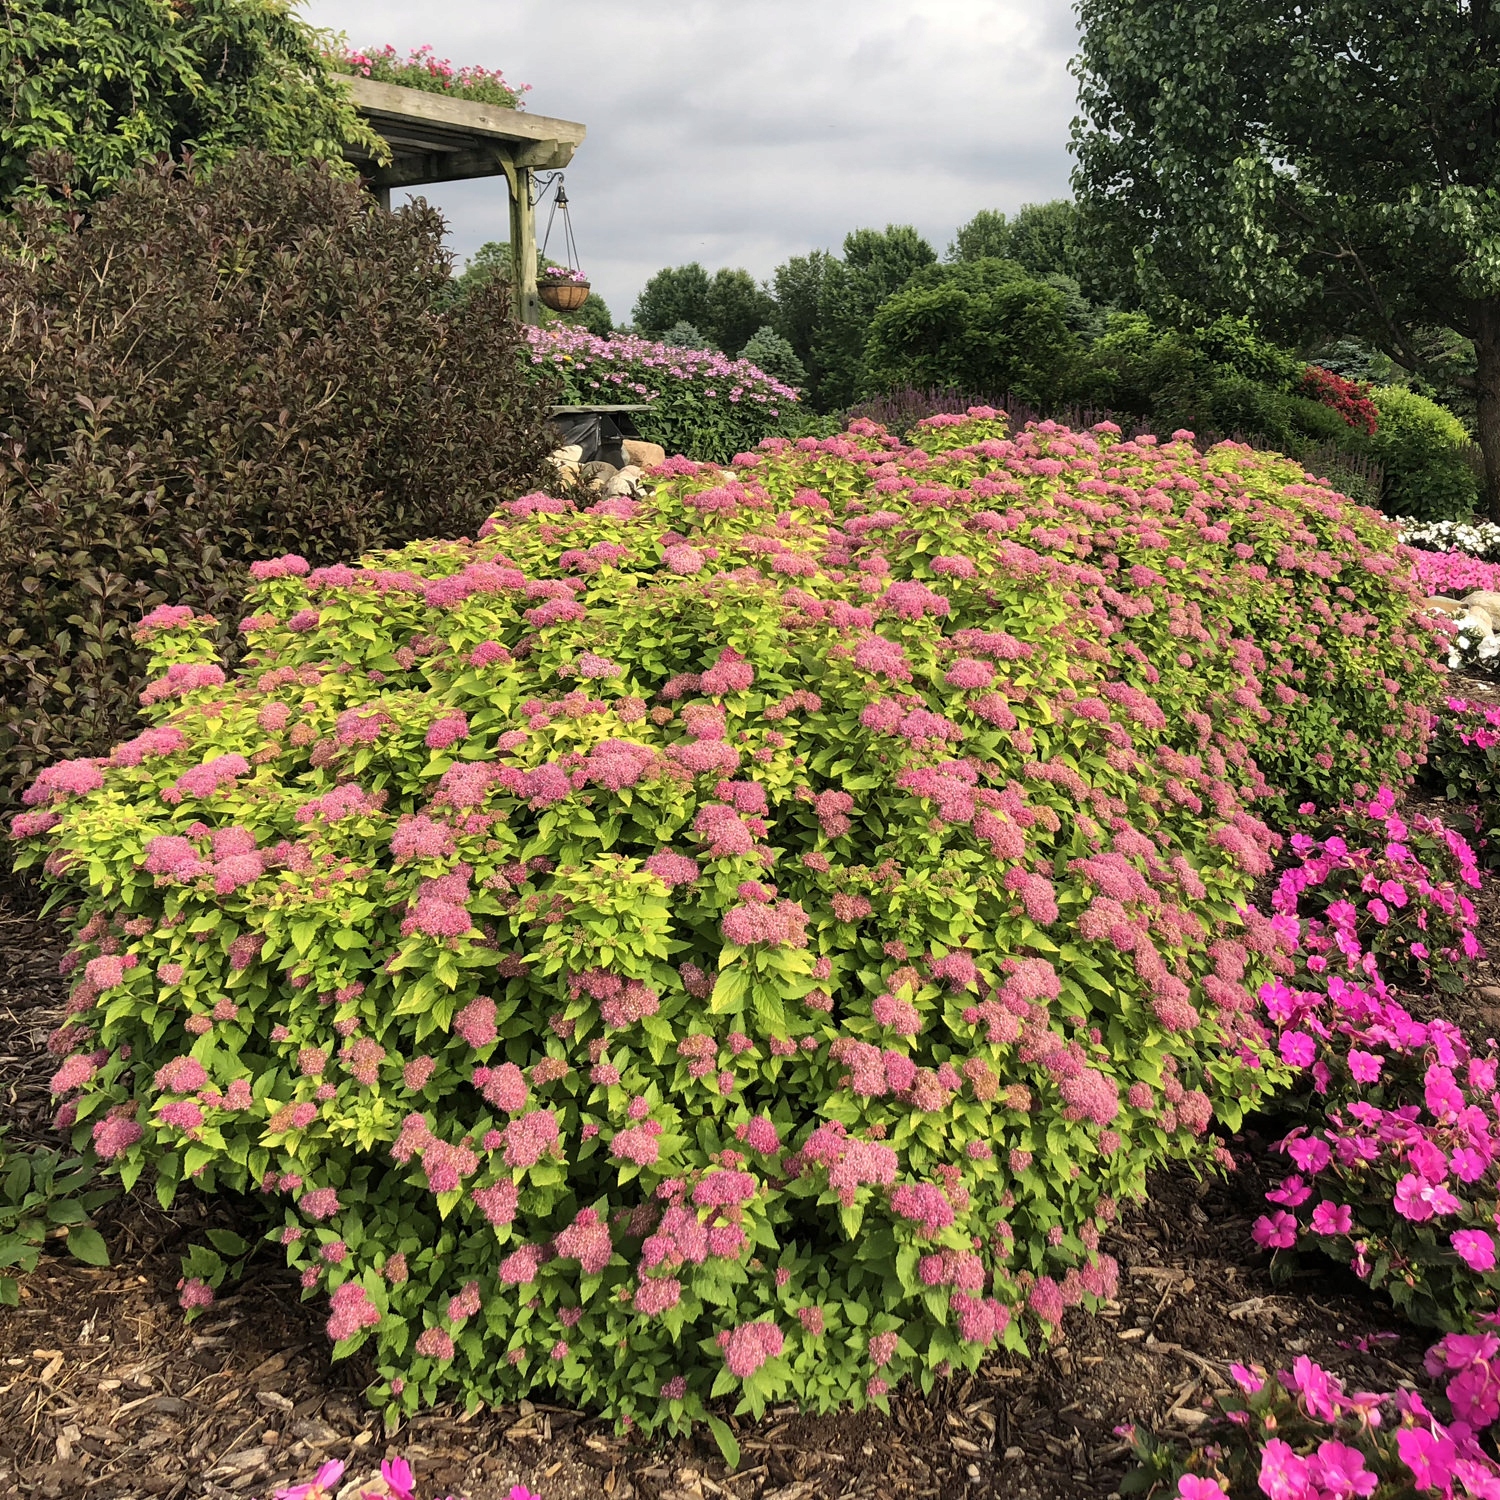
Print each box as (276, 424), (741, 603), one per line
(0, 0), (382, 206)
(15, 413), (1438, 1441)
(0, 1131), (114, 1305)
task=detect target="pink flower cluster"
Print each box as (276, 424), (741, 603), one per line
(1132, 1347), (1500, 1500)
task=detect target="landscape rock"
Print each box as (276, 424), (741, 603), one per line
(604, 464), (643, 497)
(545, 444), (584, 471)
(621, 439), (666, 470)
(580, 460), (619, 488)
(1461, 590), (1500, 630)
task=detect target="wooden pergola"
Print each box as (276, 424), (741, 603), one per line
(341, 76), (587, 325)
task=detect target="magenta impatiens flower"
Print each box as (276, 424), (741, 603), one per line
(1252, 1211), (1298, 1249)
(1308, 1439), (1377, 1499)
(273, 1460), (346, 1500)
(1309, 1201), (1354, 1236)
(1451, 1229), (1498, 1272)
(1258, 1438), (1310, 1500)
(1175, 1477), (1229, 1500)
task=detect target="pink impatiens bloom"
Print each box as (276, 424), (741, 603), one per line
(1309, 1201), (1354, 1236)
(1452, 1229), (1498, 1271)
(1251, 1211), (1298, 1249)
(1258, 1437), (1310, 1500)
(1175, 1478), (1229, 1500)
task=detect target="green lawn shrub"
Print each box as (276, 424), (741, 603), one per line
(0, 153), (557, 810)
(861, 260), (1078, 405)
(0, 0), (380, 207)
(14, 412), (1438, 1440)
(1368, 385), (1481, 522)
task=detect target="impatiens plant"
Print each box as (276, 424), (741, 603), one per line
(1123, 1344), (1500, 1500)
(1424, 699), (1500, 867)
(1253, 793), (1498, 1330)
(1273, 789), (1482, 994)
(1405, 547), (1500, 601)
(266, 1453), (525, 1500)
(526, 325), (800, 464)
(1398, 520), (1500, 564)
(13, 412), (1439, 1441)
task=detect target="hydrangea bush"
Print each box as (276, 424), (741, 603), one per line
(526, 326), (800, 464)
(13, 413), (1440, 1438)
(1252, 791), (1499, 1331)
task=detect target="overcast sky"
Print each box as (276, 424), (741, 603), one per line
(299, 0), (1081, 330)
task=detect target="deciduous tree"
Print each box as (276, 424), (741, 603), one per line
(0, 0), (379, 205)
(1072, 0), (1500, 513)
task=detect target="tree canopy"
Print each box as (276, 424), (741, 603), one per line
(632, 263), (773, 354)
(862, 258), (1076, 403)
(0, 0), (380, 206)
(812, 224), (937, 408)
(1072, 0), (1500, 512)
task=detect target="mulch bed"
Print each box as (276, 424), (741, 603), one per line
(7, 706), (1496, 1500)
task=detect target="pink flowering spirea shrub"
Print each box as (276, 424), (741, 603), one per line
(13, 412), (1439, 1435)
(1125, 1342), (1500, 1499)
(1256, 794), (1497, 1331)
(525, 324), (800, 465)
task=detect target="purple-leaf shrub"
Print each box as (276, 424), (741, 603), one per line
(1122, 1342), (1500, 1500)
(14, 413), (1437, 1434)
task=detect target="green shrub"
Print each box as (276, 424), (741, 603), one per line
(1369, 385), (1481, 520)
(737, 327), (806, 390)
(0, 0), (381, 206)
(862, 260), (1078, 404)
(0, 1132), (114, 1304)
(14, 413), (1437, 1437)
(0, 153), (558, 810)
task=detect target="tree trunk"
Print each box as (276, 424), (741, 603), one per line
(1475, 301), (1500, 521)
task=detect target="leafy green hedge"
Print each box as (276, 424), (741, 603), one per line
(1368, 385), (1481, 522)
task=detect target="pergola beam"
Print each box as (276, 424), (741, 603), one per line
(339, 75), (586, 325)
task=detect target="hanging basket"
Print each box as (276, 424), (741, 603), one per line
(539, 278), (590, 312)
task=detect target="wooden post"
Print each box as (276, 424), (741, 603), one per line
(502, 155), (541, 326)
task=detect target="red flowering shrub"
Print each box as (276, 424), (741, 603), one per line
(13, 412), (1439, 1439)
(1299, 365), (1380, 436)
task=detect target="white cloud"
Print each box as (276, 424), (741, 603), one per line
(298, 0), (1080, 330)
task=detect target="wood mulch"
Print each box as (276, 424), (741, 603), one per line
(6, 726), (1495, 1500)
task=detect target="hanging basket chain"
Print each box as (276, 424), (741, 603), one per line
(539, 174), (582, 277)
